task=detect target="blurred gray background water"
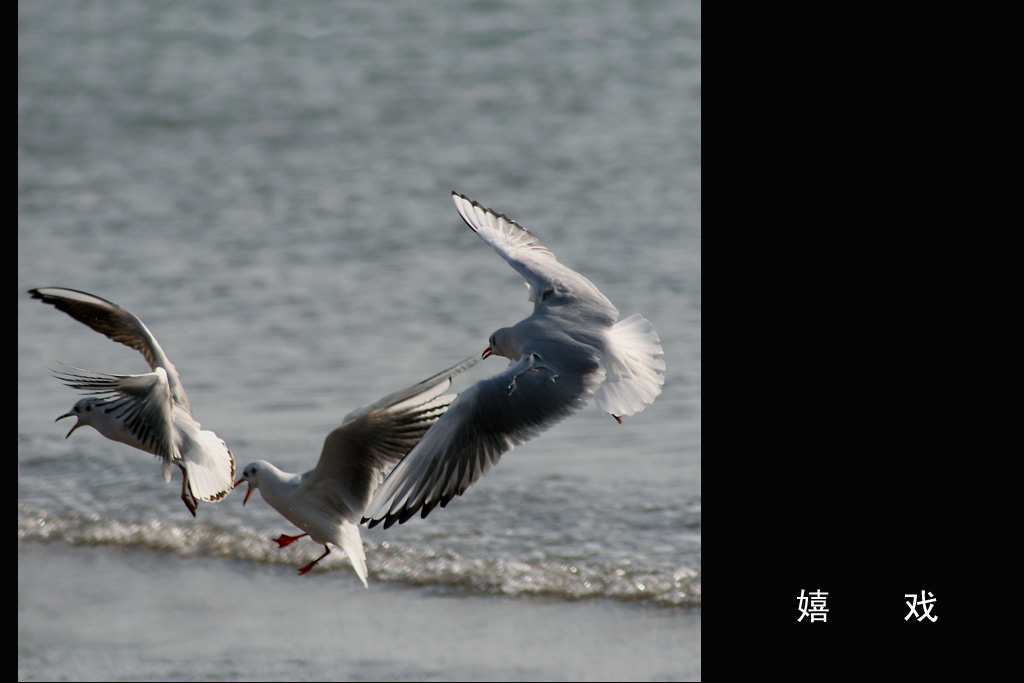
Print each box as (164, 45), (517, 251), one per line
(19, 1), (700, 679)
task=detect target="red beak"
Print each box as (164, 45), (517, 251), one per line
(482, 347), (493, 359)
(234, 479), (254, 505)
(56, 412), (80, 438)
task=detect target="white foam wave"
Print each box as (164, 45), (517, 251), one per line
(18, 508), (700, 608)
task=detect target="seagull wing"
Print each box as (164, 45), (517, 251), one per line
(306, 356), (479, 519)
(53, 364), (178, 463)
(29, 287), (191, 412)
(362, 351), (603, 529)
(451, 192), (618, 319)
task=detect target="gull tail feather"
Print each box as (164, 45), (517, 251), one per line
(338, 522), (369, 589)
(182, 432), (236, 502)
(594, 314), (666, 418)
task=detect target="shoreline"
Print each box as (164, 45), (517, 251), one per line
(19, 541), (701, 681)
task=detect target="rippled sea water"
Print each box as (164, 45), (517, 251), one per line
(19, 1), (700, 680)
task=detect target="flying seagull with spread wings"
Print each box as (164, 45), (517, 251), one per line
(29, 287), (236, 516)
(362, 193), (665, 529)
(235, 356), (478, 586)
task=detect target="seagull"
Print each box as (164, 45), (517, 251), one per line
(361, 192), (666, 529)
(233, 355), (479, 588)
(28, 287), (236, 516)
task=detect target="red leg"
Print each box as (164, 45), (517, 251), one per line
(274, 533), (308, 548)
(179, 467), (198, 517)
(298, 546), (331, 575)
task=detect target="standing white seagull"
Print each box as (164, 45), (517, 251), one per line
(362, 192), (666, 529)
(233, 356), (478, 588)
(29, 287), (236, 516)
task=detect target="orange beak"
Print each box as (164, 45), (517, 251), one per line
(234, 479), (254, 505)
